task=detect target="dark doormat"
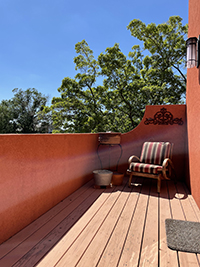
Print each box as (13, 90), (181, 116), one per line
(165, 219), (200, 254)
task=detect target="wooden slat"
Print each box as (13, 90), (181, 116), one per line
(182, 184), (200, 266)
(159, 180), (178, 267)
(37, 180), (126, 267)
(175, 182), (200, 267)
(1, 182), (103, 267)
(118, 178), (151, 267)
(1, 177), (200, 267)
(138, 179), (159, 267)
(82, 178), (137, 267)
(78, 181), (134, 267)
(0, 179), (94, 259)
(13, 186), (108, 267)
(55, 179), (129, 266)
(37, 188), (116, 266)
(176, 182), (199, 222)
(168, 182), (199, 267)
(182, 183), (200, 222)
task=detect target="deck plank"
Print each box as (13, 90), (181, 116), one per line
(176, 182), (199, 222)
(182, 183), (200, 266)
(176, 182), (200, 267)
(182, 183), (200, 222)
(0, 179), (94, 259)
(168, 182), (199, 267)
(75, 177), (142, 267)
(13, 186), (107, 267)
(37, 184), (117, 267)
(118, 178), (151, 267)
(138, 179), (159, 267)
(90, 179), (135, 267)
(55, 179), (129, 266)
(0, 177), (200, 267)
(77, 181), (134, 267)
(159, 180), (178, 267)
(1, 181), (103, 267)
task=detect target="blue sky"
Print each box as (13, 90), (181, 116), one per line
(0, 0), (188, 103)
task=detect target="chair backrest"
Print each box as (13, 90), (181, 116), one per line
(140, 142), (172, 165)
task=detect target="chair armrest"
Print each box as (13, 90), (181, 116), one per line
(162, 158), (175, 179)
(128, 155), (140, 164)
(127, 155), (140, 173)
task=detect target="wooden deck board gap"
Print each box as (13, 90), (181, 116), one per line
(175, 183), (187, 221)
(0, 180), (94, 259)
(53, 180), (129, 266)
(167, 181), (182, 267)
(54, 186), (119, 266)
(1, 178), (200, 267)
(167, 181), (173, 219)
(196, 255), (200, 266)
(158, 191), (160, 267)
(116, 177), (143, 266)
(135, 179), (152, 267)
(6, 185), (109, 267)
(182, 183), (200, 222)
(94, 181), (134, 267)
(18, 186), (115, 267)
(176, 250), (181, 267)
(75, 179), (131, 267)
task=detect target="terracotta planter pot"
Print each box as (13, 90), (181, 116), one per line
(111, 172), (124, 186)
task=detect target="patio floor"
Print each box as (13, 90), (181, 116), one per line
(0, 176), (200, 267)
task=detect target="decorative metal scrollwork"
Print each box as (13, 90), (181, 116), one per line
(144, 108), (184, 125)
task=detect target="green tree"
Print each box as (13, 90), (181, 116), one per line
(98, 44), (148, 131)
(0, 99), (17, 133)
(0, 88), (50, 133)
(46, 16), (187, 133)
(47, 40), (108, 133)
(127, 16), (187, 102)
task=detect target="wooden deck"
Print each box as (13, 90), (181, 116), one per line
(0, 176), (200, 267)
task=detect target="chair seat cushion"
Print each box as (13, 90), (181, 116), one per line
(130, 162), (162, 175)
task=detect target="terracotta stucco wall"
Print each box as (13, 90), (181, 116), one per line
(119, 105), (188, 184)
(187, 0), (200, 208)
(0, 104), (187, 244)
(0, 133), (99, 244)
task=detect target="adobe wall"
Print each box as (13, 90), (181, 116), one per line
(0, 133), (100, 244)
(119, 105), (188, 184)
(187, 0), (200, 209)
(0, 104), (187, 244)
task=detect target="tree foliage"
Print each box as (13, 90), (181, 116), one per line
(127, 16), (187, 101)
(45, 40), (107, 133)
(0, 99), (17, 133)
(42, 16), (188, 133)
(0, 88), (50, 133)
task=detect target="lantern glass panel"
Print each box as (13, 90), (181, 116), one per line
(186, 37), (198, 68)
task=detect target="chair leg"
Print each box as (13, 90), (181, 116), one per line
(128, 173), (133, 187)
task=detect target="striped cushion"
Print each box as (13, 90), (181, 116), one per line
(140, 142), (171, 165)
(130, 162), (162, 174)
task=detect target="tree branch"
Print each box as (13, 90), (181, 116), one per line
(172, 64), (187, 84)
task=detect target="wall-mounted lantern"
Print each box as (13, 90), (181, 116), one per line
(186, 36), (200, 68)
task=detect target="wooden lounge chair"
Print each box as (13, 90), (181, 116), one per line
(127, 142), (175, 193)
